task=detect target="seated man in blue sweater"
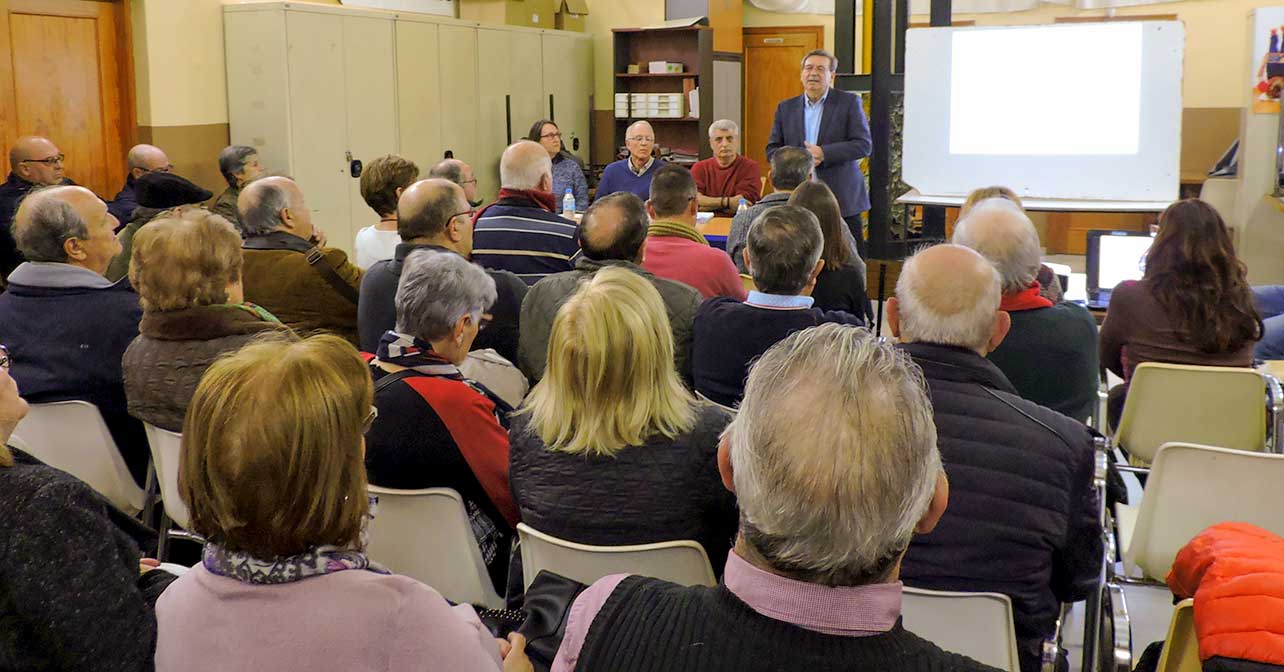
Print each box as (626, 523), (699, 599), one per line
(594, 120), (665, 202)
(693, 204), (863, 407)
(553, 323), (997, 672)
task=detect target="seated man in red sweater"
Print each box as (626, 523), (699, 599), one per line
(642, 164), (747, 301)
(691, 120), (761, 217)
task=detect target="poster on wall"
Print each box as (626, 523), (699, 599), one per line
(1252, 7), (1284, 114)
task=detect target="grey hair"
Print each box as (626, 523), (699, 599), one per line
(12, 188), (87, 262)
(708, 119), (739, 137)
(237, 180), (292, 237)
(769, 147), (813, 191)
(746, 205), (823, 294)
(427, 159), (464, 186)
(500, 141), (553, 191)
(896, 245), (1002, 351)
(395, 249), (497, 341)
(725, 323), (941, 586)
(802, 48), (838, 71)
(218, 145), (257, 189)
(951, 198), (1041, 295)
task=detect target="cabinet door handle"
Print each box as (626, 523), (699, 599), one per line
(506, 95), (513, 146)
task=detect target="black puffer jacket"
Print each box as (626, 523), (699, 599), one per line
(897, 343), (1102, 672)
(508, 402), (739, 574)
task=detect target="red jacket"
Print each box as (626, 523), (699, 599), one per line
(1167, 522), (1284, 665)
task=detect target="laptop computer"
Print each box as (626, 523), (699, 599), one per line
(1085, 229), (1154, 310)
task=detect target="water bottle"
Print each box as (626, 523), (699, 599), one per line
(736, 197), (748, 217)
(562, 189), (576, 217)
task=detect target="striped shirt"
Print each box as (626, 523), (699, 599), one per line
(472, 201), (581, 286)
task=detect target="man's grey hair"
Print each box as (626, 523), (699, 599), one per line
(896, 244), (1002, 351)
(725, 323), (941, 586)
(395, 249), (497, 341)
(708, 119), (739, 137)
(218, 145), (256, 189)
(951, 198), (1041, 295)
(428, 159), (464, 186)
(769, 147), (813, 191)
(801, 48), (838, 71)
(500, 141), (553, 191)
(237, 180), (292, 237)
(746, 205), (823, 295)
(12, 188), (87, 262)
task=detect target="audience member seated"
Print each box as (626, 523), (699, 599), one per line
(528, 119), (588, 212)
(0, 363), (177, 671)
(510, 268), (737, 576)
(953, 198), (1099, 421)
(1252, 286), (1284, 360)
(473, 141), (580, 286)
(691, 119), (761, 217)
(355, 154), (419, 269)
(595, 120), (665, 201)
(107, 143), (172, 225)
(210, 145), (264, 227)
(693, 205), (862, 407)
(238, 176), (363, 345)
(359, 178), (526, 364)
(553, 324), (997, 672)
(105, 171), (213, 282)
(788, 181), (871, 319)
(520, 192), (701, 383)
(0, 185), (149, 485)
(0, 136), (75, 277)
(888, 244), (1101, 672)
(122, 209), (290, 432)
(1100, 199), (1261, 428)
(365, 249), (518, 591)
(641, 164), (746, 301)
(428, 158), (483, 208)
(155, 334), (526, 672)
(959, 186), (1063, 304)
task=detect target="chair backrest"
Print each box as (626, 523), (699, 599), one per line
(1126, 443), (1284, 578)
(900, 587), (1021, 672)
(695, 390), (737, 415)
(11, 401), (145, 514)
(365, 486), (503, 608)
(516, 523), (716, 590)
(1156, 599), (1200, 672)
(1115, 363), (1270, 463)
(143, 424), (190, 530)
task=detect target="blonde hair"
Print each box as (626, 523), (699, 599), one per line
(130, 208), (243, 312)
(960, 185), (1023, 218)
(180, 334), (373, 558)
(522, 267), (695, 457)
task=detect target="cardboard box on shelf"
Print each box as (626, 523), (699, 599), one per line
(554, 0), (588, 32)
(458, 0), (555, 29)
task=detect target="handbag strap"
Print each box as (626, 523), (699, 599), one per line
(303, 246), (360, 305)
(373, 368), (422, 394)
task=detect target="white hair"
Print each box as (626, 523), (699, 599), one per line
(952, 198), (1041, 295)
(895, 245), (1002, 351)
(708, 119), (739, 137)
(725, 323), (941, 586)
(499, 141), (553, 191)
(395, 249), (497, 341)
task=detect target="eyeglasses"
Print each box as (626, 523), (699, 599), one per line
(21, 154), (65, 166)
(478, 313), (493, 332)
(140, 164), (174, 174)
(460, 178), (477, 186)
(361, 406), (379, 434)
(449, 208), (477, 221)
(0, 344), (9, 370)
(540, 132), (563, 140)
(627, 136), (655, 144)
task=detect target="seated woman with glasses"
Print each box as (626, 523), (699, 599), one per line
(363, 249), (519, 594)
(154, 334), (528, 672)
(527, 119), (587, 212)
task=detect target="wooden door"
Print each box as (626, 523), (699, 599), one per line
(477, 28), (544, 203)
(742, 26), (822, 177)
(396, 20), (442, 176)
(438, 25), (482, 199)
(541, 31), (593, 164)
(342, 15), (397, 247)
(0, 0), (135, 199)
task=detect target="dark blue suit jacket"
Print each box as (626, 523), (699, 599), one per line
(766, 88), (872, 217)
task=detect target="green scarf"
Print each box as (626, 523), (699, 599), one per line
(648, 219), (708, 246)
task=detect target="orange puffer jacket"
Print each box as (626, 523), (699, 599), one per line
(1166, 522), (1284, 666)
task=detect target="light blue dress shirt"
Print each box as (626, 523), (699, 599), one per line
(745, 290), (815, 309)
(803, 90), (829, 146)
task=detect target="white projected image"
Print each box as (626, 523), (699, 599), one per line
(949, 23), (1144, 156)
(1098, 235), (1153, 290)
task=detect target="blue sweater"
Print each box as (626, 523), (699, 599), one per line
(594, 158), (666, 202)
(472, 193), (581, 286)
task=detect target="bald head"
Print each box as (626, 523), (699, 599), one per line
(9, 136), (64, 186)
(500, 141), (553, 192)
(397, 178), (468, 244)
(238, 176), (311, 238)
(428, 159), (477, 205)
(951, 198), (1041, 296)
(126, 144), (170, 176)
(890, 244), (1008, 355)
(580, 192), (649, 262)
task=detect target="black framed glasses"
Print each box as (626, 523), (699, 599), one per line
(0, 344), (9, 370)
(449, 209), (477, 221)
(21, 154), (65, 166)
(540, 132), (563, 140)
(140, 164), (174, 175)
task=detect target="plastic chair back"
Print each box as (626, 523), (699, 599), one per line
(11, 401), (145, 514)
(1125, 443), (1284, 579)
(365, 486), (503, 608)
(1115, 363), (1270, 463)
(1156, 599), (1200, 672)
(516, 523), (716, 590)
(901, 587), (1021, 672)
(143, 424), (190, 530)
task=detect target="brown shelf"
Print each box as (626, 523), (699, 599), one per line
(616, 72), (698, 79)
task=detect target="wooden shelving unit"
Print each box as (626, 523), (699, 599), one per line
(612, 25), (714, 163)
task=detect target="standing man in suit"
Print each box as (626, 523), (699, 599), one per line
(767, 49), (872, 259)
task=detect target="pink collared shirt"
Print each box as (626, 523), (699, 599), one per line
(551, 550), (903, 671)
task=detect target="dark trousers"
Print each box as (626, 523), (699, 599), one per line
(844, 213), (868, 261)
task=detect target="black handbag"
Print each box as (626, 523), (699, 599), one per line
(517, 570), (589, 672)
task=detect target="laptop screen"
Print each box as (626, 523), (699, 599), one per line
(1094, 232), (1153, 291)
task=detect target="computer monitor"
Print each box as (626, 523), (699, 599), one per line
(1086, 229), (1154, 294)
